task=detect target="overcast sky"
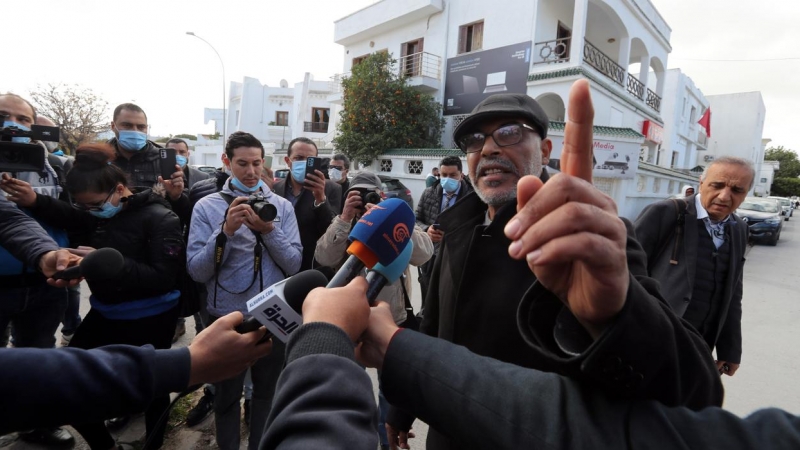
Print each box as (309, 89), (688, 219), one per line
(4, 0), (798, 152)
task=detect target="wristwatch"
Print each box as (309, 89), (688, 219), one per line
(313, 197), (326, 208)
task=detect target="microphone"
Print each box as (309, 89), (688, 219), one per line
(236, 269), (329, 341)
(51, 248), (125, 281)
(365, 241), (414, 304)
(326, 198), (415, 289)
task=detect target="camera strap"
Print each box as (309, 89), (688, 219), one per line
(212, 193), (264, 308)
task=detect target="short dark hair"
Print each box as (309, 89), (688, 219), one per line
(287, 137), (317, 157)
(439, 156), (462, 172)
(166, 138), (189, 150)
(68, 143), (129, 194)
(113, 103), (147, 121)
(0, 93), (37, 121)
(225, 131), (264, 159)
(332, 153), (350, 170)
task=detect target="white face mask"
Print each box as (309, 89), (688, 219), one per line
(328, 168), (343, 182)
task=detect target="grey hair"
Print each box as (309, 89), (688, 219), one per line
(701, 156), (756, 190)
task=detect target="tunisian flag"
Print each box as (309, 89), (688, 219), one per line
(698, 108), (711, 137)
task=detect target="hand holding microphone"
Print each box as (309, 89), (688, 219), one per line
(49, 247), (125, 286)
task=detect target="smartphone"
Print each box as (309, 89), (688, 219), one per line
(305, 156), (323, 180)
(159, 147), (178, 180)
(432, 224), (444, 232)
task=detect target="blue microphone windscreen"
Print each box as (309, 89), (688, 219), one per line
(348, 198), (415, 266)
(370, 241), (413, 284)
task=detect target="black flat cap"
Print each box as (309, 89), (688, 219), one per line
(453, 94), (550, 148)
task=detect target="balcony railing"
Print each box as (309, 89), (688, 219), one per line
(646, 88), (661, 112)
(533, 37), (571, 65)
(399, 52), (441, 79)
(329, 73), (349, 95)
(583, 39), (625, 86)
(627, 74), (645, 100)
(303, 122), (329, 133)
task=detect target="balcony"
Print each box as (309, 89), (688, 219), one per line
(532, 36), (662, 113)
(399, 52), (441, 92)
(303, 122), (329, 133)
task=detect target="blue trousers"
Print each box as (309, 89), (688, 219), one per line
(0, 284), (67, 348)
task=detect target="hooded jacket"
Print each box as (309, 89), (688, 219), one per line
(187, 179), (303, 317)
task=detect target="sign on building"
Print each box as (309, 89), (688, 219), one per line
(548, 138), (641, 179)
(443, 41), (532, 116)
(642, 120), (664, 145)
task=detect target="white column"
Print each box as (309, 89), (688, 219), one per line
(638, 55), (650, 91)
(656, 70), (666, 98)
(618, 36), (631, 87)
(569, 0), (589, 66)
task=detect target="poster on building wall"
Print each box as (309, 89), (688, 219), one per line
(443, 41), (532, 116)
(547, 139), (641, 179)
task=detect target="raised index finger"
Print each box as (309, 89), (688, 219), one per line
(560, 79), (595, 183)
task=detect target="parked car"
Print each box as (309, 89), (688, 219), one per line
(767, 196), (793, 221)
(378, 175), (414, 210)
(191, 165), (217, 175)
(274, 169), (289, 182)
(736, 197), (783, 246)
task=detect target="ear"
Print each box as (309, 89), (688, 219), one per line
(284, 156), (291, 166)
(540, 138), (553, 165)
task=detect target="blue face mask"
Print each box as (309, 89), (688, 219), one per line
(3, 121), (31, 143)
(440, 177), (459, 193)
(231, 177), (265, 194)
(117, 130), (147, 151)
(89, 200), (123, 219)
(291, 160), (307, 183)
(176, 155), (188, 168)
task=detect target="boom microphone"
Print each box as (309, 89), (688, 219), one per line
(237, 269), (329, 341)
(51, 248), (125, 281)
(326, 198), (415, 289)
(365, 241), (414, 304)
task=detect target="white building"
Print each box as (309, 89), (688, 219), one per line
(331, 0), (697, 219)
(755, 159), (779, 197)
(704, 91), (767, 194)
(656, 68), (709, 171)
(198, 74), (338, 169)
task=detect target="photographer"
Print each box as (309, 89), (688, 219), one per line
(313, 171), (432, 450)
(187, 131), (301, 450)
(0, 93), (74, 446)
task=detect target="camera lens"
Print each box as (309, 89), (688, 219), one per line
(252, 201), (278, 222)
(363, 192), (382, 205)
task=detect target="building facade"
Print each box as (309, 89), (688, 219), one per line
(332, 0), (697, 219)
(656, 68), (709, 171)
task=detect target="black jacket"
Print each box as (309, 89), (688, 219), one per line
(415, 179), (472, 230)
(189, 170), (229, 206)
(0, 195), (59, 268)
(394, 191), (723, 449)
(273, 178), (342, 271)
(30, 191), (184, 304)
(184, 166), (211, 190)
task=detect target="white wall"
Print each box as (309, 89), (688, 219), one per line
(657, 69), (708, 170)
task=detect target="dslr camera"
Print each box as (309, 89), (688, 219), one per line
(0, 122), (61, 173)
(246, 194), (278, 222)
(352, 188), (381, 208)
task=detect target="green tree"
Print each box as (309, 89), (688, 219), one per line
(333, 52), (445, 163)
(771, 177), (800, 197)
(765, 146), (800, 178)
(174, 134), (197, 140)
(29, 83), (109, 156)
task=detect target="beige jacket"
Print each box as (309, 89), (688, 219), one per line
(315, 215), (434, 324)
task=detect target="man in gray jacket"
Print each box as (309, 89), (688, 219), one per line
(187, 131), (302, 450)
(634, 156), (752, 376)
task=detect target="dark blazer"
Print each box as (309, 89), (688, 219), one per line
(273, 178), (342, 271)
(634, 194), (747, 363)
(184, 166), (211, 190)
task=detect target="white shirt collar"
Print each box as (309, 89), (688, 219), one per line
(695, 193), (731, 223)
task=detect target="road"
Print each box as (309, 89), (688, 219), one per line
(5, 218), (800, 449)
(719, 215), (800, 417)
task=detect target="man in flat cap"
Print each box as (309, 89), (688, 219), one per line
(385, 82), (724, 450)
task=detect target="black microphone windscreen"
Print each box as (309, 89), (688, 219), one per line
(81, 248), (125, 280)
(283, 269), (329, 313)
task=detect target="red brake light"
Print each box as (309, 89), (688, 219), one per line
(405, 189), (411, 196)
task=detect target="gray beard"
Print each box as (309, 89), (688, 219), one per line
(472, 157), (541, 207)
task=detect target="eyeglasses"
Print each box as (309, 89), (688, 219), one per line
(457, 123), (536, 154)
(70, 186), (117, 211)
(329, 165), (345, 171)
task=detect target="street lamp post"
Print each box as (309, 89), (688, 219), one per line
(186, 31), (226, 143)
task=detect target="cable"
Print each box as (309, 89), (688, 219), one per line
(673, 57), (800, 62)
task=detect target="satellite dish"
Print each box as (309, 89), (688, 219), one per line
(280, 79), (288, 88)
